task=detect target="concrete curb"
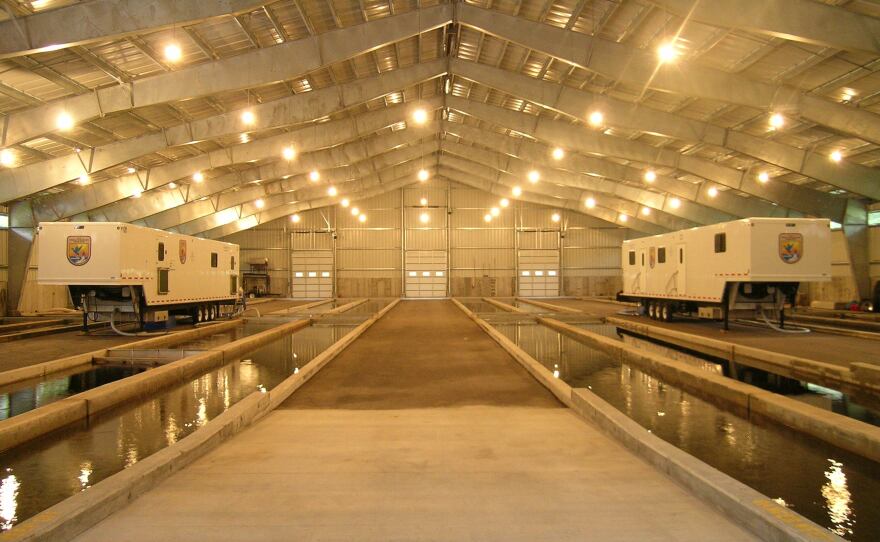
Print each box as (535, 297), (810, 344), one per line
(0, 300), (399, 542)
(319, 298), (368, 315)
(480, 297), (525, 313)
(0, 319), (308, 453)
(265, 298), (333, 315)
(606, 315), (879, 396)
(0, 319), (242, 388)
(544, 316), (880, 464)
(513, 296), (583, 314)
(452, 299), (842, 542)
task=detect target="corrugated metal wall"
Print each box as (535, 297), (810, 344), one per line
(223, 181), (626, 298)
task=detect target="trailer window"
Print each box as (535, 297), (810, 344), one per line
(158, 242), (165, 262)
(628, 251), (635, 265)
(211, 252), (218, 268)
(658, 247), (666, 264)
(230, 256), (235, 270)
(679, 248), (683, 264)
(714, 233), (726, 253)
(158, 269), (169, 294)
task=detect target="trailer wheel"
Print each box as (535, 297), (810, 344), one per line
(197, 306), (206, 323)
(648, 302), (656, 320)
(209, 305), (216, 321)
(660, 303), (670, 322)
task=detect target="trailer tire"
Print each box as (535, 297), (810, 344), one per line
(648, 302), (656, 320)
(209, 305), (216, 321)
(660, 303), (670, 322)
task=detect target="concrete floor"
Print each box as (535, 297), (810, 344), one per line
(75, 300), (757, 541)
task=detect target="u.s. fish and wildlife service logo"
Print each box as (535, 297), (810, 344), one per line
(779, 233), (803, 264)
(67, 236), (91, 266)
(179, 239), (187, 264)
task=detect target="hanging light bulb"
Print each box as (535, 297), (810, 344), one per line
(0, 149), (15, 167)
(241, 110), (256, 125)
(644, 170), (656, 183)
(358, 213), (367, 223)
(512, 186), (522, 197)
(657, 41), (678, 63)
(417, 169), (430, 182)
(588, 111), (604, 127)
(551, 212), (561, 223)
(499, 198), (509, 208)
(769, 113), (785, 129)
(669, 197), (681, 209)
(420, 197), (428, 206)
(419, 212), (430, 224)
(830, 150), (843, 163)
(483, 213), (492, 223)
(707, 186), (718, 198)
(412, 108), (428, 124)
(641, 207), (651, 216)
(193, 171), (204, 183)
(309, 170), (320, 182)
(327, 186), (338, 197)
(254, 198), (265, 209)
(131, 188), (143, 198)
(290, 214), (301, 223)
(78, 173), (89, 185)
(490, 206), (500, 217)
(351, 207), (360, 216)
(341, 198), (350, 208)
(757, 171), (770, 183)
(584, 197), (596, 209)
(282, 146), (296, 161)
(551, 147), (565, 160)
(168, 182), (177, 189)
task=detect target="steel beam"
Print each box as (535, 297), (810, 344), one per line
(442, 122), (740, 223)
(12, 99), (442, 227)
(457, 4), (880, 145)
(648, 0), (880, 55)
(0, 60), (445, 202)
(0, 0), (270, 58)
(438, 155), (680, 232)
(438, 169), (659, 234)
(451, 58), (880, 200)
(201, 167), (431, 239)
(154, 142), (437, 234)
(77, 135), (435, 228)
(1, 4), (452, 148)
(447, 95), (844, 221)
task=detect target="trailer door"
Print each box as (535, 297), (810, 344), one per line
(676, 244), (686, 294)
(638, 249), (647, 292)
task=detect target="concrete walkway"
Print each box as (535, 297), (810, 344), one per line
(75, 300), (757, 541)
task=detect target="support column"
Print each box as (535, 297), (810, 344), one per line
(6, 227), (34, 316)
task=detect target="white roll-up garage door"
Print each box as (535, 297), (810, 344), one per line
(291, 250), (333, 298)
(404, 250), (447, 298)
(518, 249), (559, 297)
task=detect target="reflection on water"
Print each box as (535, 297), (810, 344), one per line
(0, 324), (355, 531)
(457, 299), (505, 314)
(494, 321), (879, 541)
(0, 366), (147, 421)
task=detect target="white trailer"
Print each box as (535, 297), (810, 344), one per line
(37, 222), (241, 329)
(618, 218), (831, 328)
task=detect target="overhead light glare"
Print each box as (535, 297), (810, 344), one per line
(499, 198), (509, 208)
(657, 41), (678, 63)
(309, 170), (320, 182)
(619, 213), (628, 223)
(644, 170), (656, 183)
(483, 213), (492, 223)
(351, 207), (360, 216)
(512, 185), (522, 197)
(164, 43), (183, 62)
(327, 186), (338, 197)
(830, 150), (843, 163)
(490, 206), (500, 217)
(585, 197), (596, 209)
(341, 198), (350, 208)
(420, 197), (428, 206)
(588, 110), (604, 127)
(282, 146), (296, 160)
(769, 113), (785, 129)
(241, 110), (255, 125)
(56, 111), (74, 131)
(254, 198), (265, 209)
(757, 171), (769, 183)
(358, 213), (367, 223)
(669, 197), (681, 209)
(0, 149), (15, 167)
(78, 173), (89, 185)
(412, 108), (428, 125)
(419, 212), (429, 224)
(641, 207), (651, 216)
(290, 213), (301, 223)
(527, 170), (540, 183)
(193, 171), (204, 183)
(707, 186), (718, 198)
(551, 212), (561, 223)
(552, 147), (565, 160)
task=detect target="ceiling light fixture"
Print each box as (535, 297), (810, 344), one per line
(552, 147), (565, 160)
(164, 43), (183, 62)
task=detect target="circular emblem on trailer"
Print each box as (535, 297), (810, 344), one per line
(67, 236), (91, 266)
(179, 239), (187, 264)
(779, 233), (803, 264)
